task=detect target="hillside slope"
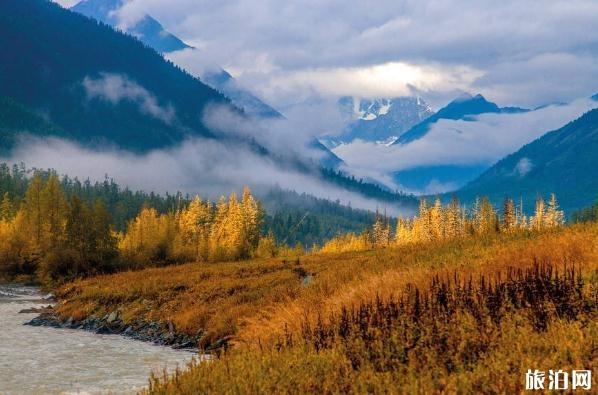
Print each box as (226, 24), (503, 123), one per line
(457, 108), (598, 213)
(72, 0), (281, 120)
(0, 96), (69, 153)
(0, 0), (229, 152)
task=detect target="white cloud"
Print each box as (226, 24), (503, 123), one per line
(82, 73), (176, 123)
(255, 62), (483, 106)
(514, 157), (533, 177)
(97, 0), (598, 109)
(2, 136), (412, 216)
(52, 0), (78, 7)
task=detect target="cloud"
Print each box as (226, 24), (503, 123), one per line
(52, 0), (78, 7)
(202, 100), (346, 163)
(2, 136), (411, 216)
(514, 157), (533, 177)
(93, 0), (598, 109)
(82, 73), (176, 123)
(332, 97), (598, 191)
(255, 62), (483, 106)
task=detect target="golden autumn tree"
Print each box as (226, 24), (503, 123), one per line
(23, 173), (44, 248)
(501, 197), (517, 234)
(544, 193), (565, 228)
(40, 174), (68, 250)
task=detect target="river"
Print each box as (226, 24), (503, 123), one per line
(0, 284), (195, 395)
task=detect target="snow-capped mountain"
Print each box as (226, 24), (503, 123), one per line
(71, 0), (280, 119)
(320, 96), (433, 148)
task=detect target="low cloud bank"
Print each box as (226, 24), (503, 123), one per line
(3, 136), (411, 216)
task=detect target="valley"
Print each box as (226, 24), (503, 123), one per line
(0, 0), (596, 394)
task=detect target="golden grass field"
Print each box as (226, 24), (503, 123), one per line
(55, 223), (598, 393)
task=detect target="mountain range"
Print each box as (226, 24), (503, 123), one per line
(0, 0), (230, 152)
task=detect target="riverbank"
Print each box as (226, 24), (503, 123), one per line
(42, 223), (598, 354)
(26, 309), (201, 350)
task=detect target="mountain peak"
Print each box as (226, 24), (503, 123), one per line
(72, 0), (191, 53)
(453, 92), (474, 102)
(394, 94), (503, 145)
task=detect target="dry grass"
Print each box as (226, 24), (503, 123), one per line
(142, 223), (598, 394)
(56, 224), (598, 352)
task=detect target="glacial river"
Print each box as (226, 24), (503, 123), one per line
(0, 284), (195, 395)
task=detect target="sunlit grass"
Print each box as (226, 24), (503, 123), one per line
(54, 223), (598, 393)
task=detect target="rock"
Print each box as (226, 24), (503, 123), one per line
(43, 293), (56, 302)
(63, 317), (74, 328)
(106, 311), (119, 324)
(18, 306), (53, 314)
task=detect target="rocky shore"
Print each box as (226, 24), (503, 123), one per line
(25, 308), (207, 351)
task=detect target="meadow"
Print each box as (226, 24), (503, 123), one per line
(52, 222), (598, 393)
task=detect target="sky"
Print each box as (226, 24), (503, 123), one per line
(55, 0), (598, 110)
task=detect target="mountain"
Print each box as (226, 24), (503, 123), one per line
(202, 69), (281, 119)
(0, 0), (414, 208)
(456, 108), (598, 213)
(0, 0), (233, 152)
(71, 0), (281, 120)
(72, 0), (190, 53)
(321, 96), (433, 148)
(394, 93), (528, 145)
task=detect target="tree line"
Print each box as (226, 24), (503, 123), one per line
(320, 195), (565, 253)
(0, 169), (265, 285)
(1, 164), (380, 249)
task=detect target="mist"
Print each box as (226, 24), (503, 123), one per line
(2, 134), (412, 217)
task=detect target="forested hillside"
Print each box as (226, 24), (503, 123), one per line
(457, 108), (598, 213)
(0, 96), (69, 153)
(0, 0), (228, 151)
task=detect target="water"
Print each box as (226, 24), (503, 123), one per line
(0, 284), (195, 395)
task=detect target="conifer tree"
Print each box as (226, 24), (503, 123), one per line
(0, 192), (13, 221)
(429, 198), (444, 240)
(531, 197), (546, 230)
(501, 197), (516, 233)
(545, 193), (565, 228)
(40, 174), (68, 249)
(444, 196), (462, 239)
(23, 173), (44, 247)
